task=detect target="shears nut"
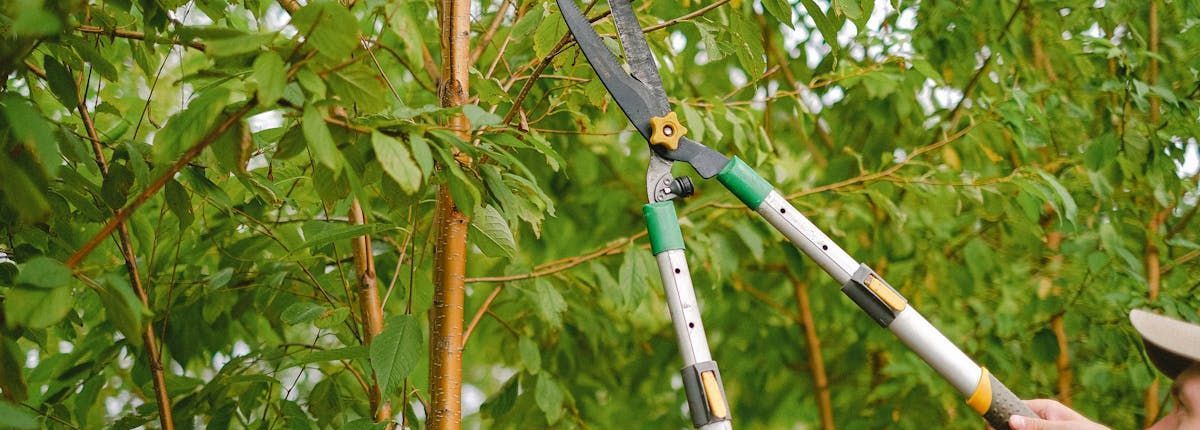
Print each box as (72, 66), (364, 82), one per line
(649, 112), (687, 151)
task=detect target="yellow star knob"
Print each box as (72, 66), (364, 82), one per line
(649, 112), (687, 151)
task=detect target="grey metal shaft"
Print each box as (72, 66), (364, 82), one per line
(656, 250), (713, 365)
(755, 190), (984, 396)
(756, 191), (859, 283)
(655, 250), (733, 430)
(890, 307), (982, 395)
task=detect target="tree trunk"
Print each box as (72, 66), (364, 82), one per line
(429, 0), (471, 426)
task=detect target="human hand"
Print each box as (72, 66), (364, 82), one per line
(1003, 399), (1109, 430)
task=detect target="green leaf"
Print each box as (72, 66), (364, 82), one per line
(389, 3), (425, 66)
(761, 0), (795, 29)
(469, 204), (517, 259)
(0, 401), (37, 429)
(1034, 170), (1078, 224)
(298, 222), (388, 250)
(282, 399), (316, 430)
(1, 94), (61, 176)
(95, 275), (148, 346)
(482, 375), (519, 418)
(728, 12), (765, 74)
(164, 179), (194, 228)
(518, 337), (541, 374)
(535, 375), (564, 423)
(370, 315), (422, 396)
(372, 131), (422, 194)
(328, 65), (389, 113)
(64, 35), (118, 82)
(43, 56), (79, 108)
(14, 256), (71, 289)
(534, 11), (566, 58)
(409, 133), (434, 179)
(833, 0), (862, 21)
(153, 88), (231, 164)
(281, 302), (326, 325)
(302, 104), (343, 172)
(205, 32), (276, 57)
(797, 0), (842, 58)
(616, 246), (651, 310)
(4, 286), (72, 329)
(291, 346), (369, 367)
(307, 379), (341, 428)
(253, 52), (286, 106)
(314, 307), (350, 329)
(0, 339), (27, 403)
(463, 104), (502, 128)
(529, 279), (566, 328)
(292, 1), (360, 57)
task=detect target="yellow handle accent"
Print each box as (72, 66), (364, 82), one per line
(700, 370), (728, 419)
(865, 275), (907, 312)
(966, 367), (993, 414)
(649, 112), (687, 151)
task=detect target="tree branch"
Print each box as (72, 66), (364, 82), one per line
(789, 275), (835, 430)
(66, 101), (257, 269)
(349, 200), (392, 426)
(74, 75), (176, 430)
(76, 25), (206, 51)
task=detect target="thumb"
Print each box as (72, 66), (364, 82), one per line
(1009, 415), (1073, 430)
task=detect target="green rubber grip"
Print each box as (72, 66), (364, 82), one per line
(981, 374), (1036, 430)
(643, 201), (684, 255)
(716, 157), (773, 210)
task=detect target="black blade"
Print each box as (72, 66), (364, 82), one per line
(556, 0), (659, 139)
(609, 0), (670, 114)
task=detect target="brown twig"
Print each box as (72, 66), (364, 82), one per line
(466, 234), (643, 283)
(76, 25), (206, 50)
(462, 284), (505, 346)
(469, 0), (514, 66)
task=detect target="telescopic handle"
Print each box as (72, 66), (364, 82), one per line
(644, 202), (733, 430)
(714, 156), (1034, 428)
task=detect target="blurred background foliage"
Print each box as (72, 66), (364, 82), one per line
(0, 0), (1198, 428)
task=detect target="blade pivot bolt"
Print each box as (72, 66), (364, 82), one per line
(649, 112), (687, 151)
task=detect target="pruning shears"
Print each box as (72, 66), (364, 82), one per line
(554, 0), (1037, 428)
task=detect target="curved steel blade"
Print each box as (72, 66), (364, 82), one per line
(556, 0), (659, 140)
(609, 0), (670, 114)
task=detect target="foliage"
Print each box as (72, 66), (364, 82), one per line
(1, 0), (1199, 429)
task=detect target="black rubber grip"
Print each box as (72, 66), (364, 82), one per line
(982, 374), (1036, 430)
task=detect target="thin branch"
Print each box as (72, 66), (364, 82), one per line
(469, 0), (514, 66)
(71, 69), (176, 430)
(462, 284), (505, 346)
(66, 101), (257, 268)
(76, 25), (206, 50)
(788, 275), (835, 430)
(465, 233), (643, 283)
(642, 0), (729, 34)
(349, 199), (391, 424)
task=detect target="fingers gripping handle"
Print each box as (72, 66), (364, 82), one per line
(969, 369), (1036, 430)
